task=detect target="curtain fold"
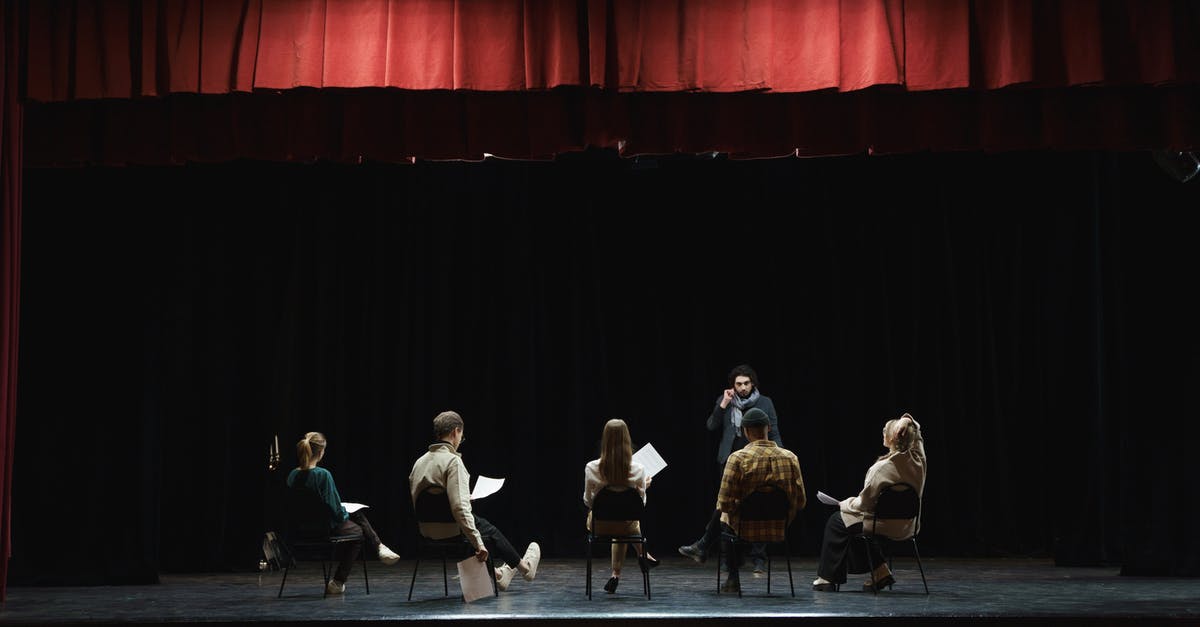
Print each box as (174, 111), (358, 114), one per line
(0, 0), (23, 602)
(23, 0), (1200, 102)
(22, 85), (1200, 165)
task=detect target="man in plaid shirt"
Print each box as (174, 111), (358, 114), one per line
(678, 407), (806, 592)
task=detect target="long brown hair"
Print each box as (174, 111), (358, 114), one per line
(598, 419), (633, 486)
(296, 431), (327, 469)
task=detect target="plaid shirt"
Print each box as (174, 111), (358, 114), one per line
(717, 440), (806, 542)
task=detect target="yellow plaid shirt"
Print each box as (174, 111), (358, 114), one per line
(717, 440), (806, 542)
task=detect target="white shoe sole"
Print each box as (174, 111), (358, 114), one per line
(521, 542), (541, 581)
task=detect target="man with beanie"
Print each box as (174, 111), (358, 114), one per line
(678, 407), (806, 593)
(703, 364), (784, 575)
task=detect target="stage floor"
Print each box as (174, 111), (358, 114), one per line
(1, 557), (1196, 625)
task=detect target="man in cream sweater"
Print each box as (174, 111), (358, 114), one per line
(409, 410), (541, 590)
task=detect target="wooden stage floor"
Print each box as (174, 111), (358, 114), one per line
(1, 557), (1196, 626)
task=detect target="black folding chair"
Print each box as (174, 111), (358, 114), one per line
(716, 484), (794, 597)
(585, 486), (651, 599)
(277, 485), (368, 598)
(407, 488), (498, 601)
(855, 482), (929, 594)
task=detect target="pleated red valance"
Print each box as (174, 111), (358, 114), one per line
(25, 0), (1200, 102)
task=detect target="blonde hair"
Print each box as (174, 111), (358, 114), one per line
(881, 413), (919, 458)
(598, 419), (633, 486)
(296, 431), (327, 469)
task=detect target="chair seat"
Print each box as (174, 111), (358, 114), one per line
(855, 483), (929, 595)
(586, 486), (652, 600)
(278, 486), (370, 598)
(408, 533), (498, 601)
(408, 488), (499, 601)
(715, 485), (795, 597)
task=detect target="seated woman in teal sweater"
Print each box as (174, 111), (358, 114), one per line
(287, 431), (400, 595)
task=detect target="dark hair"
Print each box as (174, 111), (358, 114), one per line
(728, 364), (759, 388)
(432, 410), (464, 439)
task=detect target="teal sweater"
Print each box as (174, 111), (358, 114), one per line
(287, 467), (349, 529)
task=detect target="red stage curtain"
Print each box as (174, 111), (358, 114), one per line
(24, 0), (1200, 101)
(0, 0), (22, 602)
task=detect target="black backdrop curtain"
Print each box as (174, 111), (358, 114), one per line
(9, 150), (1199, 585)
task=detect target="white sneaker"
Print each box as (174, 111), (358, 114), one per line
(377, 543), (400, 566)
(520, 542), (541, 582)
(495, 564), (517, 591)
(325, 579), (345, 595)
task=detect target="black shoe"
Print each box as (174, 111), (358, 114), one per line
(677, 543), (706, 564)
(813, 582), (840, 592)
(638, 554), (660, 571)
(603, 576), (619, 594)
(720, 576), (741, 594)
(863, 574), (895, 592)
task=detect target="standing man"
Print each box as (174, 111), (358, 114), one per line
(408, 410), (541, 591)
(677, 408), (806, 593)
(704, 364), (783, 576)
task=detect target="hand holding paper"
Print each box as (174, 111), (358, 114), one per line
(632, 443), (668, 478)
(457, 554), (494, 603)
(817, 491), (841, 506)
(342, 502), (369, 514)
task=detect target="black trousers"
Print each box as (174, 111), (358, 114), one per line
(816, 511), (885, 584)
(474, 514), (522, 569)
(329, 510), (381, 583)
(696, 510), (742, 580)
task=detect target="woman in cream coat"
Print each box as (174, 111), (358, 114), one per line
(813, 413), (925, 592)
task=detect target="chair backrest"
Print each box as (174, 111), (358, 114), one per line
(285, 484), (335, 541)
(738, 484), (790, 522)
(414, 488), (457, 523)
(591, 485), (644, 522)
(873, 483), (921, 521)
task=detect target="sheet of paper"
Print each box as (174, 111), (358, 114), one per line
(342, 502), (368, 514)
(456, 555), (494, 603)
(632, 443), (668, 478)
(470, 475), (505, 501)
(817, 491), (841, 506)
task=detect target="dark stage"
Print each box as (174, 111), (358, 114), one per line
(1, 557), (1196, 626)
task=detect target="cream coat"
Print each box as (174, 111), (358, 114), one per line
(839, 418), (926, 540)
(408, 441), (484, 550)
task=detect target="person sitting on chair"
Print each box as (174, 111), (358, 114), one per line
(408, 410), (542, 591)
(583, 418), (660, 594)
(287, 431), (401, 596)
(677, 408), (806, 593)
(812, 413), (925, 592)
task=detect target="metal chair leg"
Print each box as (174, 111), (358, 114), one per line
(407, 554), (421, 601)
(715, 539), (722, 593)
(863, 537), (878, 595)
(912, 538), (929, 594)
(785, 538), (794, 597)
(441, 546), (449, 597)
(586, 536), (593, 599)
(360, 547), (370, 595)
(488, 553), (498, 596)
(643, 540), (651, 600)
(766, 551), (771, 595)
(277, 560), (291, 598)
